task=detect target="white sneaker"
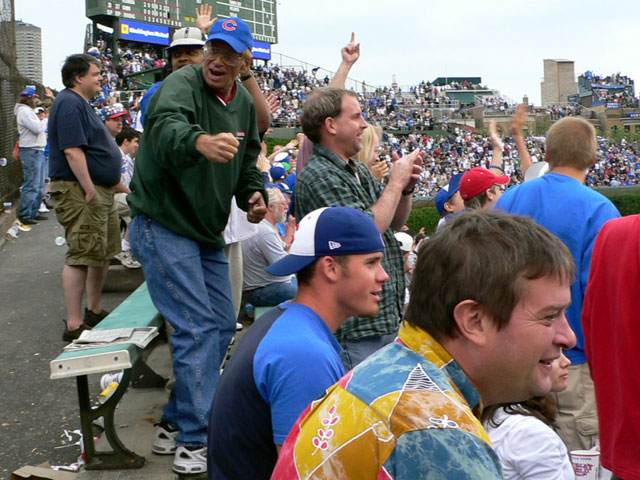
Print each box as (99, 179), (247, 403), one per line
(39, 202), (49, 213)
(172, 446), (207, 475)
(236, 322), (243, 331)
(152, 423), (178, 455)
(114, 250), (142, 269)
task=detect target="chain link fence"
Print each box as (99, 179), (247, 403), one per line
(1, 0), (34, 205)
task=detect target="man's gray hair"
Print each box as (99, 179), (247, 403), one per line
(265, 187), (281, 207)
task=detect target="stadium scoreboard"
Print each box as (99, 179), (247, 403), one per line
(86, 0), (277, 43)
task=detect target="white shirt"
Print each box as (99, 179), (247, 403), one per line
(223, 197), (259, 245)
(484, 407), (574, 480)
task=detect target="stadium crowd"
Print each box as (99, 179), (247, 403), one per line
(77, 35), (640, 200)
(86, 34), (166, 93)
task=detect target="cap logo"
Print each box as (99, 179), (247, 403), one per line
(222, 19), (237, 31)
(328, 241), (341, 250)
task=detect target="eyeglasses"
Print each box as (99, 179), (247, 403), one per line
(205, 48), (241, 66)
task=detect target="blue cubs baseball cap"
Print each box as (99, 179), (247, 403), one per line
(265, 206), (385, 276)
(270, 164), (286, 180)
(21, 86), (39, 98)
(207, 17), (253, 53)
(435, 173), (463, 216)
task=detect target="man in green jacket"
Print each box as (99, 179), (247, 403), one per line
(127, 17), (266, 475)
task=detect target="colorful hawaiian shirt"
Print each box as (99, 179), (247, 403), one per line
(271, 322), (503, 479)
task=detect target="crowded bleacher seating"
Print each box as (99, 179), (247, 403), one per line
(78, 42), (640, 196)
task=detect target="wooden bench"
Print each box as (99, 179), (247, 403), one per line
(50, 282), (164, 470)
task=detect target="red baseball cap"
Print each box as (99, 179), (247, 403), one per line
(459, 167), (510, 200)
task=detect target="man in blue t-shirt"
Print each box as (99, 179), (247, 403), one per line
(207, 206), (389, 480)
(495, 116), (620, 452)
(48, 54), (122, 341)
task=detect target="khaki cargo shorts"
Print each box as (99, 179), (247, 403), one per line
(50, 180), (121, 267)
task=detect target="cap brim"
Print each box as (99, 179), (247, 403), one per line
(495, 174), (510, 185)
(207, 33), (246, 53)
(265, 254), (317, 276)
(167, 39), (205, 50)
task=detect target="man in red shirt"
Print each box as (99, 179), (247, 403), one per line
(583, 214), (640, 480)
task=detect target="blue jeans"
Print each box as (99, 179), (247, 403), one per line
(129, 215), (235, 447)
(18, 148), (44, 219)
(41, 152), (49, 198)
(245, 277), (298, 306)
(339, 333), (397, 371)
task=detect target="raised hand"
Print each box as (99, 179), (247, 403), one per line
(370, 160), (390, 181)
(265, 93), (281, 114)
(511, 104), (528, 138)
(489, 119), (504, 151)
(389, 149), (424, 191)
(196, 4), (216, 35)
(341, 32), (360, 66)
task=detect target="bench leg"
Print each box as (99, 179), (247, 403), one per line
(77, 370), (145, 470)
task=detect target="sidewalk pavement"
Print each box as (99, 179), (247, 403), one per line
(77, 343), (175, 480)
(0, 210), (130, 478)
(0, 207), (250, 480)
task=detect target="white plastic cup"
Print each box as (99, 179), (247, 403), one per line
(571, 450), (600, 479)
(3, 202), (11, 213)
(5, 226), (18, 239)
(55, 236), (66, 246)
(0, 158), (7, 167)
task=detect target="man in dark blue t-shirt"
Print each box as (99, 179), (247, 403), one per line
(207, 206), (389, 479)
(48, 54), (122, 341)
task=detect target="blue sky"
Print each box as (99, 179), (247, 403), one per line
(15, 0), (640, 105)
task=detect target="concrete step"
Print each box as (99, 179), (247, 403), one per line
(104, 264), (145, 293)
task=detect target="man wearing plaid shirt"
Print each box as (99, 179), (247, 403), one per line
(295, 87), (424, 369)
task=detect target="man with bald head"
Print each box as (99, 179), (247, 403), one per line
(496, 116), (620, 451)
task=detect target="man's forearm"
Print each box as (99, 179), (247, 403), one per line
(328, 61), (354, 89)
(370, 182), (404, 233)
(391, 193), (412, 231)
(514, 134), (532, 173)
(241, 76), (271, 133)
(64, 148), (95, 194)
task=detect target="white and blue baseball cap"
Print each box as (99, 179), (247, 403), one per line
(265, 206), (384, 276)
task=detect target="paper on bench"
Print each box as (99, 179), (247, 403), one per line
(63, 327), (159, 351)
(74, 328), (136, 344)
